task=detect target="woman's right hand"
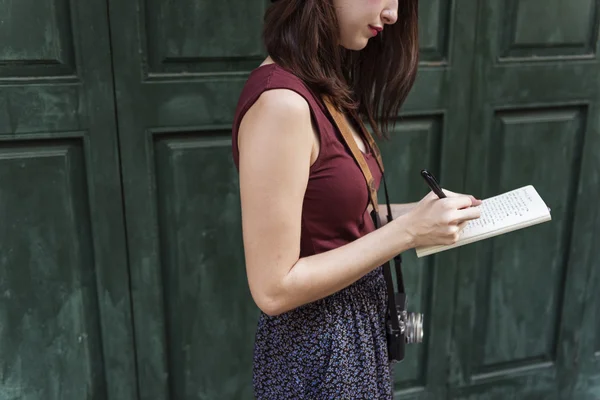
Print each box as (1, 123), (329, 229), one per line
(402, 190), (482, 248)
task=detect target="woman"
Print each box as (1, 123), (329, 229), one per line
(231, 0), (482, 398)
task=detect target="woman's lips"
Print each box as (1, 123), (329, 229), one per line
(369, 25), (383, 37)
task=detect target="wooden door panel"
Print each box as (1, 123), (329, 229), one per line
(465, 106), (585, 374)
(450, 0), (600, 398)
(0, 0), (76, 78)
(0, 0), (137, 398)
(418, 0), (451, 64)
(499, 0), (598, 59)
(153, 134), (256, 399)
(0, 141), (104, 399)
(143, 0), (265, 75)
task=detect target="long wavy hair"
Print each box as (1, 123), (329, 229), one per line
(263, 0), (419, 138)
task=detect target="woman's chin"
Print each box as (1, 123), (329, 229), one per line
(341, 38), (369, 51)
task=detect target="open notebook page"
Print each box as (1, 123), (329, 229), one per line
(415, 185), (551, 257)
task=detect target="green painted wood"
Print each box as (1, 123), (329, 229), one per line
(376, 1), (481, 398)
(153, 135), (257, 399)
(105, 0), (268, 398)
(449, 0), (600, 399)
(572, 188), (600, 400)
(3, 0), (599, 398)
(0, 0), (137, 399)
(379, 117), (443, 391)
(100, 0), (600, 399)
(0, 141), (106, 400)
(597, 280), (600, 357)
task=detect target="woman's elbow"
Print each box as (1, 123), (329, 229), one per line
(251, 280), (299, 316)
(248, 265), (299, 316)
(254, 293), (287, 317)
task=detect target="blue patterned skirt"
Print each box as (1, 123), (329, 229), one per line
(252, 267), (394, 399)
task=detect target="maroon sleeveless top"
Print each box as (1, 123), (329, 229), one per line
(231, 64), (382, 257)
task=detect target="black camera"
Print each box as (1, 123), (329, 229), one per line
(386, 293), (424, 362)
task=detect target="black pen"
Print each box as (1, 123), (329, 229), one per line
(421, 169), (446, 199)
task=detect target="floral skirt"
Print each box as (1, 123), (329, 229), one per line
(253, 267), (394, 399)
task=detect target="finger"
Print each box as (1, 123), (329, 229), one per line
(443, 195), (474, 210)
(469, 195), (483, 206)
(443, 189), (482, 207)
(453, 207), (481, 223)
(457, 220), (470, 231)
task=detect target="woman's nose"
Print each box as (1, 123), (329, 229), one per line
(381, 8), (398, 25)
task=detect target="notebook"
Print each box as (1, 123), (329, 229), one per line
(415, 185), (552, 258)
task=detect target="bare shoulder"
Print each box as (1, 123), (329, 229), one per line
(253, 88), (311, 117)
(239, 89), (312, 145)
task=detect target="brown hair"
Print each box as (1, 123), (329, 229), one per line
(263, 0), (419, 138)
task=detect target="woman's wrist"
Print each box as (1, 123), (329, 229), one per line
(381, 203), (418, 220)
(391, 212), (418, 251)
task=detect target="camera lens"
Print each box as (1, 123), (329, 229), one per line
(405, 313), (424, 344)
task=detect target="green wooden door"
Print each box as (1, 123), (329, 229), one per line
(448, 1), (600, 399)
(105, 0), (266, 399)
(104, 0), (600, 399)
(0, 0), (137, 399)
(2, 0), (599, 399)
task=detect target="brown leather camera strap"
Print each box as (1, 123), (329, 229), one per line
(349, 108), (385, 173)
(323, 98), (382, 214)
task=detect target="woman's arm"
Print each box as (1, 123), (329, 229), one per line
(238, 89), (480, 316)
(391, 203), (417, 218)
(378, 203), (417, 223)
